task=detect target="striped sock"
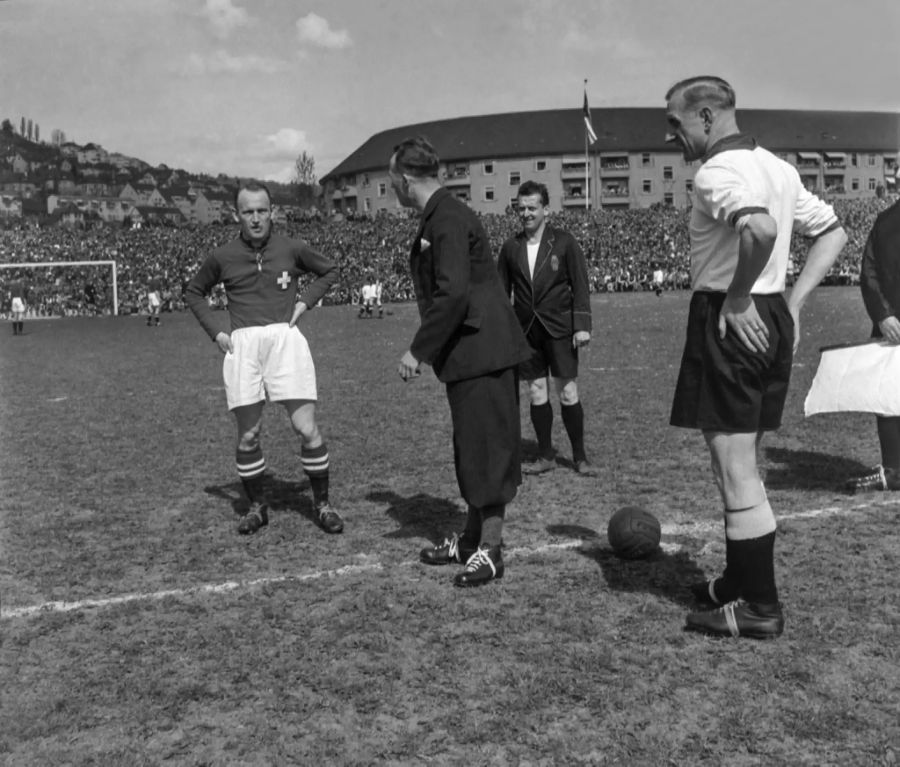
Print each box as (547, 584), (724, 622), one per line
(301, 443), (330, 507)
(236, 445), (266, 503)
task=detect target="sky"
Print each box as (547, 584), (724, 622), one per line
(2, 0), (898, 183)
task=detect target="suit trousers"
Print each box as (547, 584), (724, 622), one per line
(446, 367), (522, 509)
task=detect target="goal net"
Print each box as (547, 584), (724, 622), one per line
(0, 260), (119, 317)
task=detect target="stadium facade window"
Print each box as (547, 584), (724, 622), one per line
(868, 154), (876, 166)
(362, 174), (370, 187)
(534, 159), (547, 171)
(483, 186), (495, 201)
(851, 178), (859, 191)
(641, 153), (652, 167)
(509, 171), (521, 186)
(685, 179), (694, 192)
(868, 178), (876, 190)
(377, 182), (386, 197)
(851, 153), (858, 167)
(483, 162), (495, 175)
(664, 193), (674, 206)
(663, 166), (673, 180)
(364, 198), (371, 212)
(642, 180), (652, 194)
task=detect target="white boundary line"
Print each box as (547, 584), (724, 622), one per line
(3, 497), (897, 621)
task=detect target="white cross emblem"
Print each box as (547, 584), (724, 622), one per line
(276, 271), (291, 290)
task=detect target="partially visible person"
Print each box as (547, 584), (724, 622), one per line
(845, 197), (900, 493)
(146, 275), (163, 327)
(184, 181), (344, 536)
(497, 180), (596, 476)
(358, 273), (384, 318)
(390, 136), (531, 587)
(664, 76), (847, 639)
(8, 277), (26, 335)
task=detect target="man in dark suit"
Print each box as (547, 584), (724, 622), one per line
(390, 136), (531, 587)
(497, 180), (596, 476)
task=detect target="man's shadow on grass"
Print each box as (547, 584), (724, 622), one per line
(547, 523), (706, 608)
(366, 489), (463, 543)
(204, 473), (318, 525)
(762, 446), (865, 492)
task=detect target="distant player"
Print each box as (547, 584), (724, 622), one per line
(358, 274), (384, 318)
(184, 181), (344, 536)
(665, 76), (847, 639)
(8, 278), (27, 336)
(146, 276), (163, 327)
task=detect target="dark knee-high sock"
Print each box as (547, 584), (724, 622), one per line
(479, 505), (505, 547)
(530, 402), (554, 459)
(877, 416), (900, 470)
(561, 401), (586, 463)
(462, 506), (481, 544)
(236, 445), (266, 503)
(301, 442), (330, 508)
(725, 501), (778, 605)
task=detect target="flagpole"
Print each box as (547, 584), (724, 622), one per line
(584, 79), (590, 211)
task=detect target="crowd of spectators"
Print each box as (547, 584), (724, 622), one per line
(0, 196), (892, 318)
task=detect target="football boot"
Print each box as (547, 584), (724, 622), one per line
(238, 502), (269, 535)
(685, 599), (784, 640)
(316, 503), (344, 534)
(453, 544), (504, 587)
(420, 533), (478, 565)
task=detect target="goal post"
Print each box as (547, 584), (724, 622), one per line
(0, 260), (118, 316)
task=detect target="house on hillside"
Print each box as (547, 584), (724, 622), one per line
(193, 188), (234, 224)
(131, 205), (185, 227)
(0, 194), (23, 219)
(77, 143), (109, 165)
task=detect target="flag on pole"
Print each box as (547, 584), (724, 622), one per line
(583, 87), (598, 144)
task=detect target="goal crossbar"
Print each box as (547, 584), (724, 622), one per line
(0, 260), (118, 316)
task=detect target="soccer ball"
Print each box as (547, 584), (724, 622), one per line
(607, 506), (661, 560)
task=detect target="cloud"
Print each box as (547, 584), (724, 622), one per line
(296, 12), (352, 49)
(263, 128), (311, 158)
(202, 0), (251, 38)
(182, 50), (285, 75)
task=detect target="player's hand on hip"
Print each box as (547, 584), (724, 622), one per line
(720, 294), (769, 353)
(879, 316), (900, 345)
(289, 302), (308, 327)
(398, 350), (421, 382)
(573, 331), (591, 349)
(215, 332), (233, 355)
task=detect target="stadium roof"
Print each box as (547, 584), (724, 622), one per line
(321, 108), (900, 183)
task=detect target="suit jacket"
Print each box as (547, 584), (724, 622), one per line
(409, 188), (531, 383)
(860, 198), (900, 330)
(497, 224), (592, 339)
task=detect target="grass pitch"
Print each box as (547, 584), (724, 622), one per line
(1, 288), (898, 766)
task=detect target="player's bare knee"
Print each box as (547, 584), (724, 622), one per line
(556, 379), (579, 405)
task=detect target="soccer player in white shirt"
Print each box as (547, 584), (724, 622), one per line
(665, 76), (848, 639)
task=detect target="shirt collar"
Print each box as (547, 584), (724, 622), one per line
(704, 132), (757, 162)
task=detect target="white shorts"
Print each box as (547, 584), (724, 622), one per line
(223, 323), (317, 410)
(148, 291), (162, 309)
(11, 297), (25, 313)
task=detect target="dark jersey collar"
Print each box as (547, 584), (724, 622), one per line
(704, 132), (757, 162)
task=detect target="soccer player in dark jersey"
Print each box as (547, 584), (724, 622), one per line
(185, 181), (343, 536)
(8, 278), (27, 335)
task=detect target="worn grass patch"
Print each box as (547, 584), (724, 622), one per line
(2, 288), (899, 765)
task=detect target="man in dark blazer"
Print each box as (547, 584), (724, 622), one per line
(845, 197), (900, 493)
(497, 180), (596, 476)
(390, 136), (532, 587)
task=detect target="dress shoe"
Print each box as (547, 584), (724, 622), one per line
(316, 503), (344, 534)
(453, 544), (504, 587)
(685, 599), (784, 639)
(845, 465), (900, 493)
(522, 457), (556, 475)
(238, 502), (269, 535)
(420, 533), (477, 565)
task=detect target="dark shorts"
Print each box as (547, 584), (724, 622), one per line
(670, 291), (794, 432)
(520, 321), (579, 380)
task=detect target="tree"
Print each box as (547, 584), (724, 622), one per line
(293, 151), (319, 208)
(1, 119), (14, 134)
(35, 123), (39, 142)
(27, 119), (33, 141)
(294, 150), (316, 185)
(20, 116), (25, 135)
